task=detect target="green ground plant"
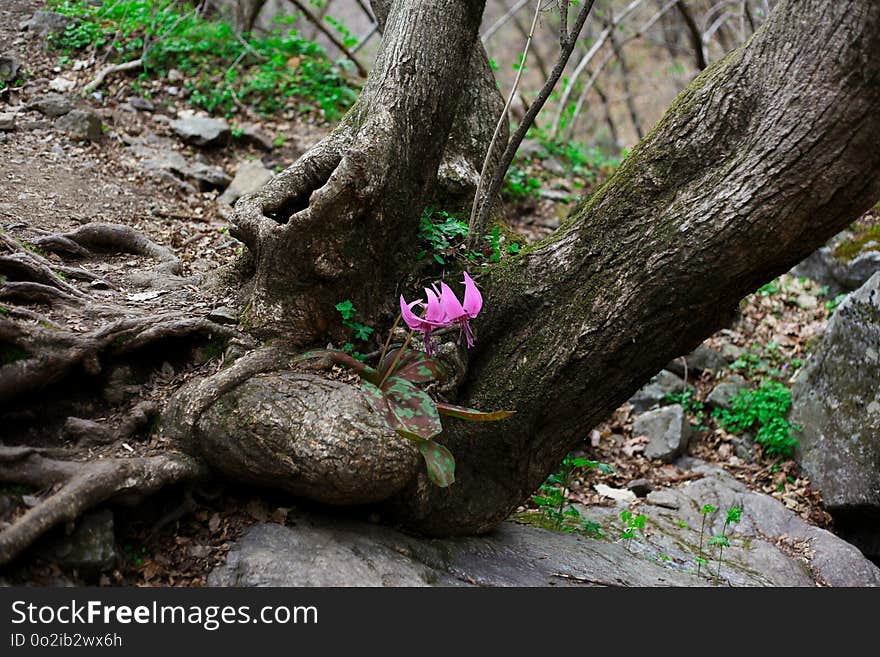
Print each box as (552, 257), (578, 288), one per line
(532, 454), (611, 537)
(714, 382), (800, 459)
(47, 0), (357, 119)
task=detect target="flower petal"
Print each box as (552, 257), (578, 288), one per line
(439, 282), (466, 321)
(461, 272), (482, 318)
(400, 295), (427, 331)
(424, 287), (449, 326)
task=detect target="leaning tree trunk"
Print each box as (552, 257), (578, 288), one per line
(390, 0), (880, 534)
(172, 0), (880, 536)
(230, 0), (504, 340)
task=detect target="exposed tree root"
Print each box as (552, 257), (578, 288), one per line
(31, 222), (182, 276)
(0, 449), (206, 566)
(0, 314), (248, 405)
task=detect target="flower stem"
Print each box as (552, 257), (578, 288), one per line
(377, 313), (402, 369)
(379, 330), (414, 388)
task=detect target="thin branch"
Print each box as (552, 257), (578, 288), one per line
(468, 1), (598, 248)
(288, 0), (368, 77)
(468, 0), (544, 246)
(675, 0), (708, 70)
(481, 0), (531, 43)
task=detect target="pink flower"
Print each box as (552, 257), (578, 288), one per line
(400, 287), (448, 355)
(400, 272), (482, 354)
(439, 272), (482, 348)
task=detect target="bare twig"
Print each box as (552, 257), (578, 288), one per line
(675, 0), (708, 70)
(468, 0), (544, 245)
(550, 0), (646, 139)
(288, 0), (368, 77)
(481, 0), (531, 43)
(468, 1), (598, 248)
(83, 58), (143, 94)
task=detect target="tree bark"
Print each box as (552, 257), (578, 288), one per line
(172, 0), (880, 537)
(230, 0), (503, 340)
(390, 0), (880, 533)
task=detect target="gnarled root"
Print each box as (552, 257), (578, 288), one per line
(0, 447), (206, 566)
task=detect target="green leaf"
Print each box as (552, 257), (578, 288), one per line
(435, 403), (515, 422)
(418, 439), (455, 487)
(383, 377), (443, 440)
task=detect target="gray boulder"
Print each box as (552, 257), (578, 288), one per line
(55, 109), (102, 141)
(706, 375), (749, 410)
(170, 111), (230, 147)
(634, 404), (692, 462)
(577, 461), (880, 587)
(791, 272), (880, 560)
(27, 92), (73, 117)
(218, 160), (274, 205)
(38, 510), (117, 574)
(208, 461), (880, 587)
(628, 370), (686, 413)
(22, 11), (74, 39)
(792, 241), (880, 297)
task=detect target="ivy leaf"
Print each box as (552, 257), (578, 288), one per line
(418, 440), (455, 487)
(382, 376), (443, 440)
(435, 402), (515, 422)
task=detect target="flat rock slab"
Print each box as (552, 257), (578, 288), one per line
(209, 461), (880, 587)
(577, 460), (880, 587)
(209, 516), (699, 587)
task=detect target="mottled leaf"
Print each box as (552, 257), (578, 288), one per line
(435, 403), (515, 422)
(361, 381), (397, 429)
(418, 440), (456, 487)
(383, 376), (443, 440)
(393, 351), (446, 384)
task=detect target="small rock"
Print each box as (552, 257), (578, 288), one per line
(27, 92), (73, 117)
(48, 76), (76, 93)
(187, 163), (232, 191)
(208, 306), (239, 325)
(170, 111), (230, 147)
(55, 109), (103, 141)
(795, 293), (818, 309)
(706, 375), (748, 410)
(21, 11), (73, 39)
(628, 370), (686, 413)
(0, 53), (21, 82)
(39, 509), (117, 574)
(167, 68), (184, 83)
(218, 159), (274, 205)
(634, 404), (692, 462)
(626, 478), (653, 497)
(666, 344), (729, 376)
(237, 122), (274, 151)
(0, 113), (16, 132)
(128, 96), (155, 112)
(645, 489), (680, 510)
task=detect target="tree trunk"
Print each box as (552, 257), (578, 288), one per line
(391, 0), (880, 534)
(230, 0), (504, 340)
(169, 0), (880, 536)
